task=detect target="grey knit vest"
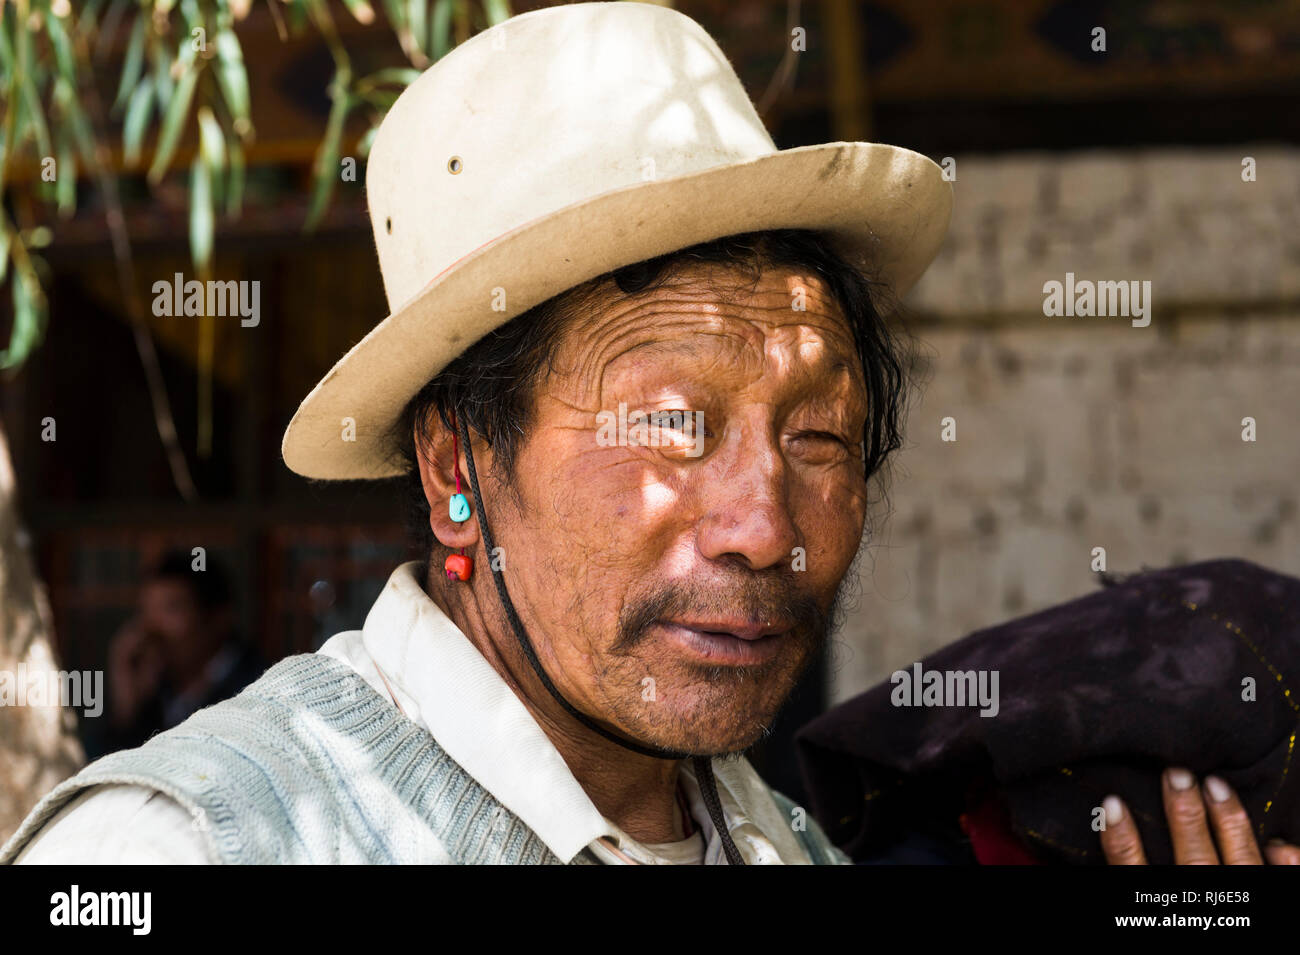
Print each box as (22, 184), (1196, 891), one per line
(1, 653), (597, 864)
(2, 653), (840, 865)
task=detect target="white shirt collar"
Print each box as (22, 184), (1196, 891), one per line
(321, 561), (811, 864)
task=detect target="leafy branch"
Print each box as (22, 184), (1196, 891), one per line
(0, 0), (512, 366)
(0, 0), (510, 493)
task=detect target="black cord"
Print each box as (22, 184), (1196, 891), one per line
(693, 755), (746, 865)
(457, 413), (683, 759)
(456, 413), (747, 865)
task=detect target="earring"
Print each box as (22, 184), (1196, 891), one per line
(445, 412), (473, 582)
(444, 551), (473, 581)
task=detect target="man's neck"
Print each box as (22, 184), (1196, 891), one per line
(425, 566), (691, 844)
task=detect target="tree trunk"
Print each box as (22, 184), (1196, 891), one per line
(0, 421), (83, 845)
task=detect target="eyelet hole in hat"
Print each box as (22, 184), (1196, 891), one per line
(448, 156), (463, 174)
(385, 217), (392, 234)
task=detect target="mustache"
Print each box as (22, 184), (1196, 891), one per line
(612, 570), (830, 654)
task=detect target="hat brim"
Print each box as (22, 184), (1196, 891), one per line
(282, 141), (952, 480)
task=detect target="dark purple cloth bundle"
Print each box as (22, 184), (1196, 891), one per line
(796, 559), (1300, 864)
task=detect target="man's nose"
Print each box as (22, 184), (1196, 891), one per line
(694, 437), (799, 572)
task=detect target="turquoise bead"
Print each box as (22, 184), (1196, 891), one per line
(449, 493), (471, 523)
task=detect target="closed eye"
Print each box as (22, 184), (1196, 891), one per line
(800, 430), (848, 445)
(788, 430), (860, 466)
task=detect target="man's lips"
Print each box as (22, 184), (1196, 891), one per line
(665, 618), (791, 641)
(653, 618), (792, 665)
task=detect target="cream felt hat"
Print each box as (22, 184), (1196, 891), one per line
(281, 1), (952, 480)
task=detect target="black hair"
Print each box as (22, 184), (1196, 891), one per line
(391, 228), (913, 559)
(147, 549), (233, 613)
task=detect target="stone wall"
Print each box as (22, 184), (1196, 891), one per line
(830, 148), (1300, 703)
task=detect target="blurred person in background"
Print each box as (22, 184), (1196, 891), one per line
(89, 550), (264, 758)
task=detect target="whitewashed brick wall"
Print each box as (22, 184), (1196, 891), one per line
(830, 148), (1300, 703)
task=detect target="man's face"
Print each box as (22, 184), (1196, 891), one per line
(139, 578), (205, 669)
(481, 264), (870, 755)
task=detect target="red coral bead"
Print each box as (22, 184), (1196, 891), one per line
(444, 553), (473, 581)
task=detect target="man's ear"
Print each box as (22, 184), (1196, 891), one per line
(414, 414), (480, 552)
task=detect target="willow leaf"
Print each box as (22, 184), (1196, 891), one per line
(113, 15), (147, 112)
(189, 156), (214, 273)
(56, 138), (76, 216)
(408, 0), (427, 56)
(0, 15), (12, 74)
(197, 105), (225, 207)
(214, 27), (250, 134)
(45, 7), (77, 82)
(123, 76), (154, 165)
(148, 65), (199, 183)
(304, 84), (350, 231)
(2, 271), (47, 371)
(430, 0), (452, 59)
(151, 38), (174, 112)
(77, 0), (112, 39)
(358, 67), (420, 90)
(56, 78), (98, 170)
(340, 0), (376, 25)
(483, 0), (511, 27)
(356, 122), (379, 158)
(197, 106), (225, 173)
(17, 23), (52, 158)
(380, 0), (408, 31)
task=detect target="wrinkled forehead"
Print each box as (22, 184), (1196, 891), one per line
(549, 263), (863, 391)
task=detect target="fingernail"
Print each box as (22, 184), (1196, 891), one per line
(1267, 838), (1287, 847)
(1103, 795), (1125, 825)
(1204, 775), (1231, 803)
(1167, 768), (1195, 791)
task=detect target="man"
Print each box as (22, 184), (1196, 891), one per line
(5, 2), (1269, 867)
(8, 3), (928, 864)
(88, 551), (264, 760)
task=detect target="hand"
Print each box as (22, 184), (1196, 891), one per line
(106, 617), (165, 728)
(1101, 767), (1300, 864)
